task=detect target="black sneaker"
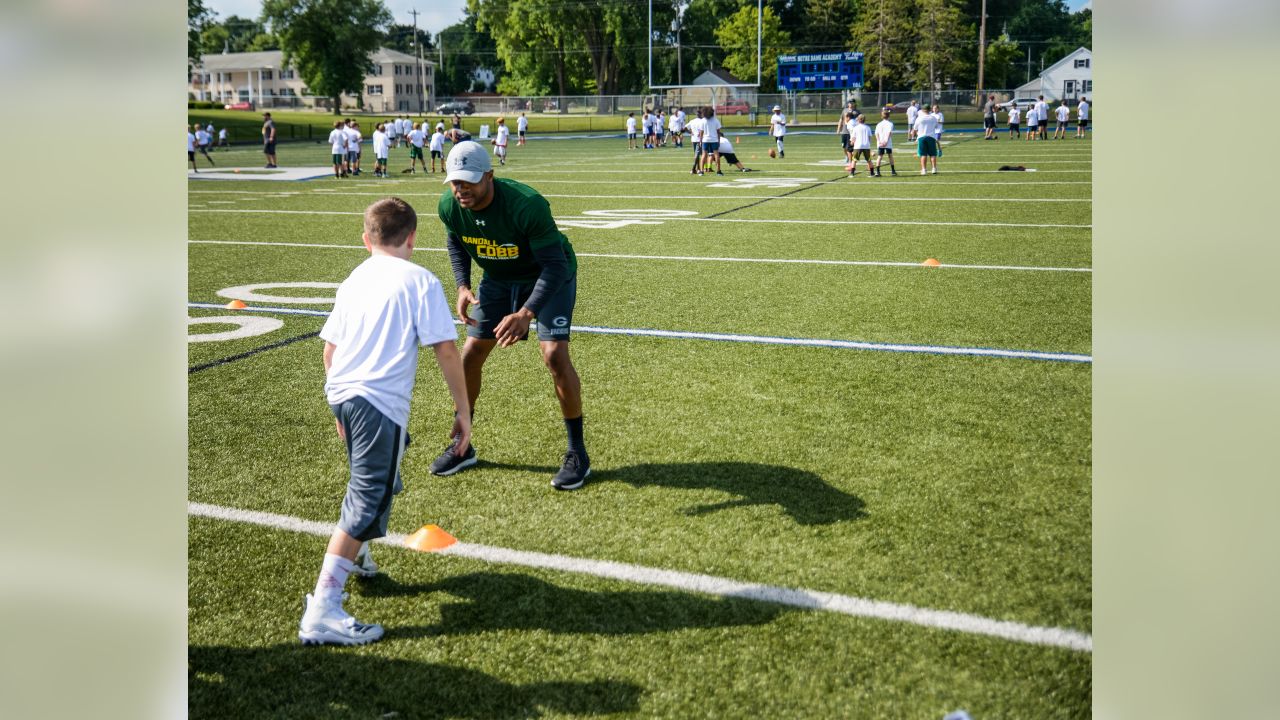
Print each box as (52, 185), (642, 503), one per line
(551, 451), (590, 491)
(429, 438), (477, 476)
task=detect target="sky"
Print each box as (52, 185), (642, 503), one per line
(206, 0), (1089, 37)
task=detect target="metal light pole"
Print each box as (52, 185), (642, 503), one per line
(976, 0), (987, 106)
(410, 9), (424, 114)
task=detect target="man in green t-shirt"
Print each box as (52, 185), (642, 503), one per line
(429, 142), (590, 490)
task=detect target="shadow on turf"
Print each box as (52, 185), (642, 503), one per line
(598, 462), (866, 525)
(190, 644), (641, 718)
(361, 571), (784, 638)
(476, 461), (866, 526)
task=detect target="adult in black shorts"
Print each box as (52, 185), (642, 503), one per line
(262, 112), (277, 168)
(837, 110), (852, 164)
(432, 142), (590, 491)
(983, 94), (998, 140)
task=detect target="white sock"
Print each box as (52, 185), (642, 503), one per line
(313, 553), (355, 604)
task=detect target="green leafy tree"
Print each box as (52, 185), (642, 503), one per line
(912, 0), (973, 100)
(799, 0), (856, 49)
(714, 4), (793, 90)
(473, 0), (577, 97)
(436, 12), (501, 96)
(383, 24), (434, 55)
(851, 0), (916, 102)
(189, 0), (213, 63)
(201, 16), (278, 55)
(262, 0), (392, 114)
(983, 32), (1019, 89)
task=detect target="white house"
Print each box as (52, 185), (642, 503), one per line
(1015, 47), (1091, 102)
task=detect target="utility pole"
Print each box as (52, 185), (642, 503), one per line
(409, 8), (424, 114)
(976, 0), (987, 106)
(1026, 44), (1032, 83)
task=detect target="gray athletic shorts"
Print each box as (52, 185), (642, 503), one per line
(470, 275), (576, 342)
(331, 395), (407, 541)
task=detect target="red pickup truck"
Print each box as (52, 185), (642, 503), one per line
(223, 101), (254, 111)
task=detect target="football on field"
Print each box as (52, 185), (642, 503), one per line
(768, 148), (777, 158)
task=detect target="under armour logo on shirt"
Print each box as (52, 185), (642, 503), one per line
(475, 219), (485, 226)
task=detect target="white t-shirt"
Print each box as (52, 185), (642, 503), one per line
(328, 128), (346, 153)
(346, 127), (362, 152)
(913, 112), (938, 139)
(703, 116), (723, 142)
(321, 255), (456, 429)
(668, 113), (680, 131)
(907, 105), (919, 126)
(429, 131), (445, 152)
(770, 112), (787, 136)
(195, 129), (211, 146)
(1008, 107), (1021, 124)
(218, 128), (228, 140)
(1056, 105), (1070, 122)
(187, 132), (195, 152)
(626, 117), (637, 133)
(1027, 106), (1039, 124)
(875, 119), (894, 149)
(409, 129), (426, 148)
(205, 124), (214, 136)
(1078, 101), (1089, 120)
(686, 117), (705, 143)
(1036, 100), (1049, 122)
(717, 137), (735, 155)
(517, 115), (528, 132)
(850, 123), (873, 150)
(387, 121), (400, 137)
(933, 111), (944, 137)
(372, 130), (388, 157)
(495, 125), (509, 146)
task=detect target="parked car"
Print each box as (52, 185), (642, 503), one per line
(435, 100), (475, 115)
(714, 99), (751, 116)
(223, 101), (254, 111)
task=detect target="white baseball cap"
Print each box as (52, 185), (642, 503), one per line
(443, 141), (492, 184)
(772, 105), (781, 111)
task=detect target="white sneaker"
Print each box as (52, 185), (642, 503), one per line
(931, 168), (937, 174)
(351, 547), (379, 578)
(921, 169), (926, 175)
(299, 593), (384, 646)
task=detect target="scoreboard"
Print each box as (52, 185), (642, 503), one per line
(776, 52), (864, 91)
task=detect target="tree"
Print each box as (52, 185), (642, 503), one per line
(262, 0), (392, 114)
(912, 0), (973, 101)
(189, 0), (213, 63)
(799, 0), (856, 50)
(714, 4), (793, 90)
(983, 32), (1019, 89)
(200, 16), (278, 55)
(850, 0), (916, 102)
(435, 13), (501, 96)
(383, 24), (434, 55)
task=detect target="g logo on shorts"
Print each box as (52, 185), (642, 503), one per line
(552, 316), (569, 328)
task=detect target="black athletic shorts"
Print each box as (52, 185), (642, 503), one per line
(840, 133), (850, 150)
(721, 152), (739, 165)
(877, 147), (893, 155)
(470, 275), (577, 342)
(1078, 119), (1089, 127)
(853, 148), (871, 160)
(263, 141), (276, 154)
(188, 151), (195, 161)
(984, 116), (996, 129)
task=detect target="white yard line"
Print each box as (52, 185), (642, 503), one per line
(188, 239), (1092, 273)
(188, 501), (1092, 653)
(187, 208), (1090, 229)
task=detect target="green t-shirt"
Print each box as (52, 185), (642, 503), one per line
(437, 177), (577, 284)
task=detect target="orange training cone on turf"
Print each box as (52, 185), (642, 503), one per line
(226, 299), (248, 309)
(404, 524), (457, 552)
(922, 258), (942, 267)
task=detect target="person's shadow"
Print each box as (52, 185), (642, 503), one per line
(592, 462), (866, 526)
(189, 643), (642, 719)
(360, 571), (784, 639)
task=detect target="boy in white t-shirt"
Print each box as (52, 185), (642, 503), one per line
(193, 124), (215, 166)
(372, 123), (389, 178)
(300, 197), (471, 646)
(932, 104), (944, 142)
(406, 122), (427, 174)
(906, 101), (919, 141)
(491, 117), (509, 165)
(702, 107), (724, 174)
(874, 109), (897, 177)
(668, 107), (683, 149)
(187, 126), (199, 173)
(1035, 95), (1050, 139)
(626, 113), (638, 149)
(687, 109), (707, 175)
(517, 112), (528, 145)
(429, 127), (446, 173)
(1007, 103), (1022, 139)
(1076, 97), (1089, 139)
(769, 105), (787, 158)
(1024, 101), (1038, 142)
(328, 120), (348, 178)
(345, 120), (363, 176)
(1054, 100), (1071, 139)
(387, 116), (400, 149)
(217, 126), (228, 149)
(847, 114), (874, 177)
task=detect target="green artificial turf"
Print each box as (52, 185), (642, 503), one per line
(188, 131), (1092, 717)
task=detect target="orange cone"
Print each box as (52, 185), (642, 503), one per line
(404, 524), (457, 552)
(225, 299), (248, 309)
(921, 258), (942, 267)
